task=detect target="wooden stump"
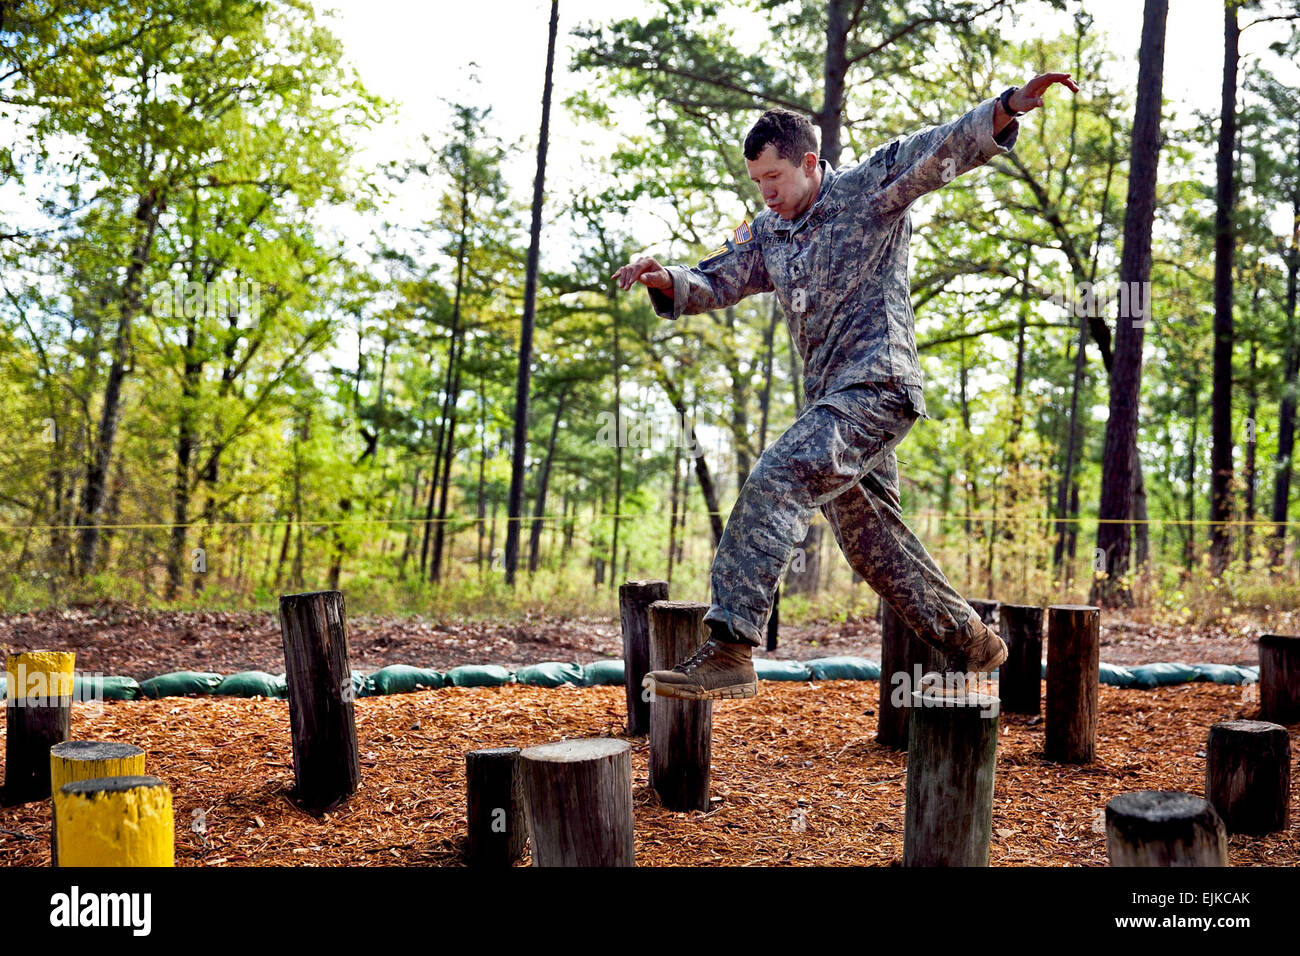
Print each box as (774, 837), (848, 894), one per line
(1258, 634), (1300, 724)
(999, 604), (1044, 715)
(278, 590), (360, 814)
(1205, 720), (1290, 835)
(520, 738), (634, 867)
(53, 775), (174, 867)
(646, 600), (712, 811)
(3, 651), (74, 805)
(465, 747), (526, 866)
(967, 598), (999, 628)
(618, 580), (668, 736)
(877, 601), (941, 749)
(1105, 791), (1227, 866)
(1045, 604), (1100, 763)
(903, 685), (1000, 866)
(49, 741), (146, 866)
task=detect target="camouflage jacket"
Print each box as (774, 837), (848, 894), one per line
(648, 96), (1020, 420)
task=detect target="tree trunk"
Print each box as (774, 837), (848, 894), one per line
(1208, 1), (1240, 575)
(76, 191), (162, 574)
(1093, 0), (1167, 607)
(1270, 127), (1300, 568)
(528, 389), (568, 574)
(505, 0), (559, 586)
(818, 0), (849, 168)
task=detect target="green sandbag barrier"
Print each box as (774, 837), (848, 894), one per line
(1128, 662), (1200, 689)
(445, 664), (512, 688)
(1192, 663), (1257, 685)
(73, 674), (142, 701)
(805, 656), (880, 681)
(754, 658), (814, 681)
(59, 656), (1262, 702)
(139, 671), (223, 699)
(369, 664), (444, 695)
(515, 662), (584, 688)
(215, 671), (287, 699)
(582, 660), (624, 686)
(1098, 662), (1137, 688)
(349, 671), (373, 698)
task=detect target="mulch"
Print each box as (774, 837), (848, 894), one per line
(2, 680), (1295, 866)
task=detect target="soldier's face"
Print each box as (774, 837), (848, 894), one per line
(746, 145), (819, 220)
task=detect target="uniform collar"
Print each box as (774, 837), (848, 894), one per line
(770, 159), (842, 236)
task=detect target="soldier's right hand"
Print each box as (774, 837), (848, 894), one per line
(612, 256), (672, 293)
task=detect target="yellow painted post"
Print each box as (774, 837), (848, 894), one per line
(3, 650), (75, 804)
(49, 742), (147, 865)
(53, 775), (174, 867)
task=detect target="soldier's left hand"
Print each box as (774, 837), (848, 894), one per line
(1009, 73), (1079, 112)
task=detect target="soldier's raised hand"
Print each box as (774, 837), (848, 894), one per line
(613, 256), (673, 293)
(1008, 73), (1079, 112)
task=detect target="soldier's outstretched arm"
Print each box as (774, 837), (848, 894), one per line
(611, 223), (774, 320)
(854, 73), (1079, 218)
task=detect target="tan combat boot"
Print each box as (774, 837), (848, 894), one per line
(946, 614), (1008, 673)
(642, 636), (758, 701)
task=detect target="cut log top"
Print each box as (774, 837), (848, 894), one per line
(6, 650), (75, 674)
(60, 775), (166, 796)
(468, 747), (522, 758)
(1049, 604), (1100, 613)
(621, 579), (668, 590)
(649, 600), (709, 612)
(51, 742), (145, 762)
(279, 589), (343, 603)
(1210, 719), (1286, 735)
(521, 739), (630, 763)
(1259, 634), (1300, 648)
(1109, 790), (1213, 822)
(910, 688), (1000, 710)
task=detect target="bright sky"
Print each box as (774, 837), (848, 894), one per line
(316, 0), (1300, 258)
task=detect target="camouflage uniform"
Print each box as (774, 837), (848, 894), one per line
(647, 96), (1019, 652)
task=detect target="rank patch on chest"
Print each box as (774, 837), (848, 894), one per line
(734, 219), (753, 245)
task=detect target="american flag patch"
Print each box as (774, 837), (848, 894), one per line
(734, 220), (753, 244)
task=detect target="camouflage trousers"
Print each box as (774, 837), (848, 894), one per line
(702, 382), (977, 652)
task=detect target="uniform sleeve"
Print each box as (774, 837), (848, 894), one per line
(854, 96), (1018, 219)
(647, 236), (774, 320)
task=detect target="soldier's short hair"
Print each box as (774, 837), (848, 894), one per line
(744, 109), (818, 164)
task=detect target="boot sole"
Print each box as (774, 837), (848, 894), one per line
(641, 675), (758, 700)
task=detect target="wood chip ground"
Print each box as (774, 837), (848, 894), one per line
(2, 682), (1296, 866)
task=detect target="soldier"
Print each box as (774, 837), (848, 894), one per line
(614, 75), (1079, 701)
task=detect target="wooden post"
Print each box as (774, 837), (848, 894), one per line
(49, 742), (146, 866)
(1045, 604), (1100, 763)
(878, 601), (941, 749)
(278, 590), (360, 814)
(1258, 634), (1300, 724)
(903, 684), (1000, 866)
(967, 598), (999, 627)
(618, 580), (668, 736)
(465, 747), (525, 866)
(3, 651), (74, 805)
(53, 775), (174, 867)
(999, 604), (1044, 715)
(520, 738), (634, 867)
(1105, 791), (1228, 866)
(1205, 720), (1290, 835)
(646, 600), (712, 811)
